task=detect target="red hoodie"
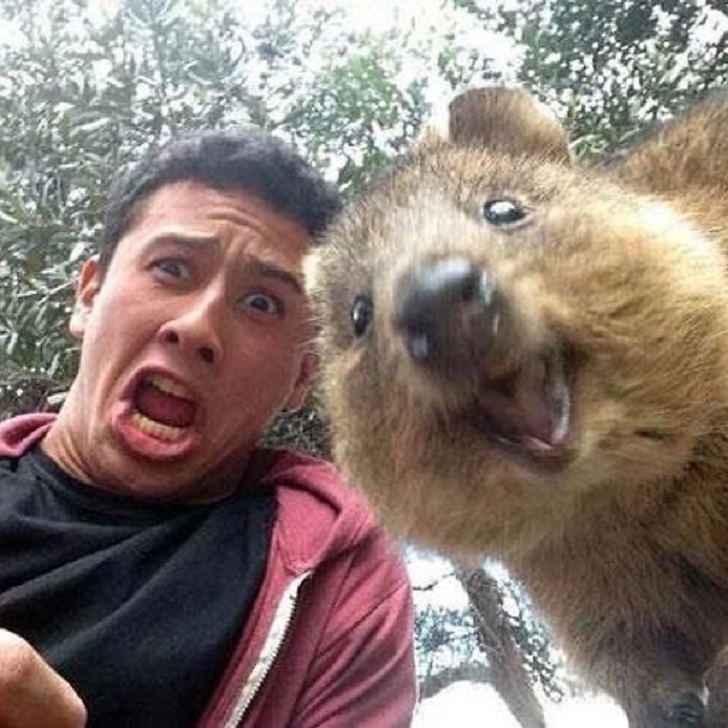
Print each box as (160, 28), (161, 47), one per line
(0, 414), (417, 727)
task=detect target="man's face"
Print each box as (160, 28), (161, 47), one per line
(44, 181), (315, 502)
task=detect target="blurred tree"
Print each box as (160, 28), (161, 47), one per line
(455, 0), (728, 156)
(0, 0), (434, 417)
(0, 0), (259, 414)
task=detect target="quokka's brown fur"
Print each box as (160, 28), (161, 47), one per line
(305, 87), (728, 727)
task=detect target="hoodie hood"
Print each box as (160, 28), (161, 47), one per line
(248, 447), (377, 574)
(0, 412), (56, 457)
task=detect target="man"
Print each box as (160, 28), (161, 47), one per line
(0, 129), (416, 726)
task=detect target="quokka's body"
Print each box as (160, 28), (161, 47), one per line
(306, 88), (728, 726)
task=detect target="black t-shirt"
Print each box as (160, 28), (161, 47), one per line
(0, 446), (276, 727)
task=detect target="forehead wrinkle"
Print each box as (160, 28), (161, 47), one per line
(145, 230), (220, 253)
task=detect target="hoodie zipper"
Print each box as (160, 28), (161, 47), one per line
(223, 570), (312, 728)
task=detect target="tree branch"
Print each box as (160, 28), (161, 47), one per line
(419, 662), (492, 700)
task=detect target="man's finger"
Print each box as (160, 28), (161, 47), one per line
(0, 629), (86, 728)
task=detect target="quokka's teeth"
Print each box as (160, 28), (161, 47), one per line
(146, 375), (192, 400)
(131, 412), (186, 441)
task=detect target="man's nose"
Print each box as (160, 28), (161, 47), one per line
(157, 294), (224, 365)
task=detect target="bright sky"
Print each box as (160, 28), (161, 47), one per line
(415, 682), (628, 727)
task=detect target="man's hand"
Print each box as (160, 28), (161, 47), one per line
(0, 629), (86, 728)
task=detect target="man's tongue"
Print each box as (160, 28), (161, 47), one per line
(135, 380), (196, 428)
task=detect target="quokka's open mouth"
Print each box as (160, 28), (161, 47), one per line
(462, 348), (576, 472)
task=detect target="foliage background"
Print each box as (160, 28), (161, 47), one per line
(2, 0), (728, 722)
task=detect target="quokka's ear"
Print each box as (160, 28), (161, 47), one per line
(447, 87), (571, 165)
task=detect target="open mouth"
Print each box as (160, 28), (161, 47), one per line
(131, 374), (197, 442)
(462, 349), (576, 471)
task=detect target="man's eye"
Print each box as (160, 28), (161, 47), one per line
(153, 259), (191, 281)
(243, 292), (281, 316)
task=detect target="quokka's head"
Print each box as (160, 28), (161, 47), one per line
(305, 87), (728, 557)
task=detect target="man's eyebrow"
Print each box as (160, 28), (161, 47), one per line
(146, 233), (303, 294)
(248, 259), (303, 295)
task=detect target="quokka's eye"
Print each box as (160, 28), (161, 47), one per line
(482, 199), (529, 227)
(351, 294), (374, 338)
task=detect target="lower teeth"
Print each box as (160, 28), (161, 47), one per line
(131, 412), (186, 442)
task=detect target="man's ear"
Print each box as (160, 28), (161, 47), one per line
(69, 256), (102, 340)
(284, 350), (317, 413)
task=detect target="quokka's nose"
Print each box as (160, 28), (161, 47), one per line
(395, 258), (503, 368)
(394, 258), (505, 371)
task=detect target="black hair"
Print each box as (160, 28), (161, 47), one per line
(99, 127), (341, 271)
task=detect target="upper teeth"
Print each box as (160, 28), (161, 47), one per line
(147, 374), (192, 400)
